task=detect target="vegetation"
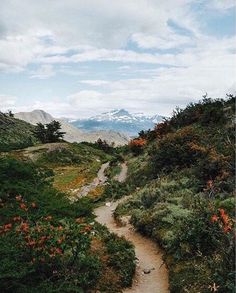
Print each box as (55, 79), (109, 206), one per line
(1, 95), (235, 292)
(0, 156), (135, 292)
(114, 96), (235, 292)
(0, 112), (37, 151)
(34, 121), (65, 143)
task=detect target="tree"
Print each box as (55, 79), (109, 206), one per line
(46, 120), (65, 143)
(34, 120), (65, 143)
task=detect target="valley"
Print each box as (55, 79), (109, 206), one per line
(0, 96), (235, 293)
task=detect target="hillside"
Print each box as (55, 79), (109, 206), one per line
(111, 96), (235, 293)
(0, 141), (136, 292)
(0, 112), (37, 151)
(0, 96), (235, 293)
(71, 109), (165, 136)
(16, 110), (130, 146)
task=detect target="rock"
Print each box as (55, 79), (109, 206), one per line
(143, 269), (151, 274)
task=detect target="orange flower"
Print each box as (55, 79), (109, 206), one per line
(224, 225), (232, 233)
(84, 225), (92, 231)
(129, 138), (146, 147)
(3, 223), (12, 232)
(211, 215), (218, 223)
(57, 225), (63, 231)
(20, 203), (28, 211)
(57, 238), (63, 244)
(55, 247), (62, 255)
(20, 222), (29, 233)
(44, 215), (52, 221)
(27, 240), (36, 247)
(207, 180), (213, 189)
(219, 208), (225, 217)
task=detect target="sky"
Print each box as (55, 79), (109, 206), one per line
(0, 0), (235, 118)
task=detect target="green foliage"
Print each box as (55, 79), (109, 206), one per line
(34, 121), (65, 143)
(104, 233), (136, 287)
(102, 180), (132, 200)
(0, 156), (136, 292)
(0, 112), (37, 151)
(115, 95), (235, 292)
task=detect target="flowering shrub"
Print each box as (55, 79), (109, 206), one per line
(0, 157), (136, 292)
(0, 193), (101, 292)
(129, 138), (146, 155)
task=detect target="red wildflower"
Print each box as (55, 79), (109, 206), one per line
(207, 180), (213, 189)
(27, 240), (36, 247)
(211, 215), (218, 223)
(3, 223), (12, 232)
(224, 225), (232, 233)
(57, 238), (63, 244)
(84, 225), (92, 231)
(20, 203), (28, 211)
(219, 208), (225, 217)
(20, 222), (29, 233)
(55, 247), (62, 255)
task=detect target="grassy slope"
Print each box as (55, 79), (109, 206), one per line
(0, 113), (37, 151)
(0, 141), (135, 292)
(114, 97), (235, 293)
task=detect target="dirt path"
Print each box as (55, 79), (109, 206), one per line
(95, 200), (169, 293)
(114, 162), (128, 183)
(73, 162), (110, 198)
(94, 162), (169, 293)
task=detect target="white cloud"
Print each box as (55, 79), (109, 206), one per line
(0, 95), (17, 111)
(30, 65), (55, 79)
(80, 80), (110, 86)
(0, 0), (235, 118)
(131, 31), (193, 49)
(210, 0), (236, 10)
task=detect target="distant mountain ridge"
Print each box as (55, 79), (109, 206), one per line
(15, 110), (129, 146)
(71, 109), (165, 136)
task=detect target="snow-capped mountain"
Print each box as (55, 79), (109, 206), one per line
(71, 109), (165, 136)
(15, 110), (130, 146)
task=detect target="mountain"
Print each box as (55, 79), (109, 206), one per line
(0, 112), (37, 151)
(71, 109), (165, 136)
(15, 110), (129, 146)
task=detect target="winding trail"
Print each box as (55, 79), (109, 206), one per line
(114, 162), (128, 183)
(94, 163), (169, 293)
(72, 162), (110, 198)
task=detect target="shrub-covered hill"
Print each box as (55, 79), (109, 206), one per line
(115, 96), (235, 293)
(0, 156), (135, 292)
(0, 112), (37, 151)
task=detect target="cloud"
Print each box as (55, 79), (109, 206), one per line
(0, 95), (17, 111)
(0, 0), (235, 119)
(0, 0), (199, 70)
(30, 65), (55, 79)
(80, 80), (110, 86)
(210, 0), (236, 10)
(131, 31), (193, 50)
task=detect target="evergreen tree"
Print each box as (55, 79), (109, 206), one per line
(34, 120), (65, 143)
